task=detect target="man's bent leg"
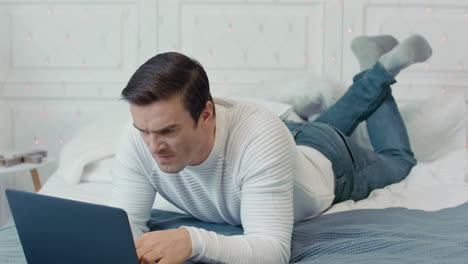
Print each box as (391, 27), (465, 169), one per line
(286, 35), (429, 203)
(283, 121), (415, 204)
(310, 65), (415, 202)
(314, 62), (395, 136)
(349, 85), (417, 202)
(332, 133), (416, 203)
(327, 62), (417, 199)
(366, 92), (416, 165)
(285, 65), (416, 203)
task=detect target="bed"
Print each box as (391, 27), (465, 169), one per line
(1, 88), (467, 263)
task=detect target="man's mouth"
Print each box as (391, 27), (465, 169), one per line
(156, 155), (173, 162)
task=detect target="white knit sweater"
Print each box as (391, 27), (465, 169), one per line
(110, 98), (335, 264)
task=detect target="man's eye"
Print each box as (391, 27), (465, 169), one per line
(162, 128), (175, 134)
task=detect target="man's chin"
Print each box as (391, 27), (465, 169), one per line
(157, 163), (184, 174)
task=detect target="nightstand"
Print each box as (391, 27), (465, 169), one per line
(0, 158), (54, 192)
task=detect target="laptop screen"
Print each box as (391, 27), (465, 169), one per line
(6, 189), (139, 264)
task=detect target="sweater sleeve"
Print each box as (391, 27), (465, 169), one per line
(109, 120), (157, 240)
(181, 114), (296, 264)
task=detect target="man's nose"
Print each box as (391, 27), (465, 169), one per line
(148, 134), (164, 154)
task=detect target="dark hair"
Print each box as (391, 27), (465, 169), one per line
(121, 52), (215, 124)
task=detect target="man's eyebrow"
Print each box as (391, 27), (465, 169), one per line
(133, 123), (178, 133)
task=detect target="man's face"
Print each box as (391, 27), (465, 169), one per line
(130, 95), (210, 173)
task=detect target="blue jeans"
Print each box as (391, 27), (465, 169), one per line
(284, 62), (417, 204)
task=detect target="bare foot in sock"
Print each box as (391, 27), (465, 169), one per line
(351, 35), (399, 71)
(379, 34), (432, 76)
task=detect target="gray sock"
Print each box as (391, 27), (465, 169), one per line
(351, 35), (399, 71)
(379, 34), (432, 76)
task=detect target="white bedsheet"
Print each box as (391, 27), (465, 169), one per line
(39, 149), (468, 217)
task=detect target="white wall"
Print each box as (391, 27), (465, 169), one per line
(1, 0), (467, 225)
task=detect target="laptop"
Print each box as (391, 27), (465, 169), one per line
(5, 188), (139, 264)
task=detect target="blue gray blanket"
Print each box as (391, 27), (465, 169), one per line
(2, 202), (468, 263)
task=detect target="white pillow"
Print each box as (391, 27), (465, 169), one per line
(349, 94), (466, 162)
(58, 110), (130, 185)
(81, 155), (115, 183)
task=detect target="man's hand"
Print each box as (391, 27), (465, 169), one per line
(135, 227), (192, 264)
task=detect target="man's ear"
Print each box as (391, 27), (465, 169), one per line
(200, 100), (214, 122)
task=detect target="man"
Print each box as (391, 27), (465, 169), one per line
(110, 34), (432, 264)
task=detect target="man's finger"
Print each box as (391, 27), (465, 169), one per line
(140, 249), (162, 264)
(136, 246), (152, 262)
(155, 258), (169, 264)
